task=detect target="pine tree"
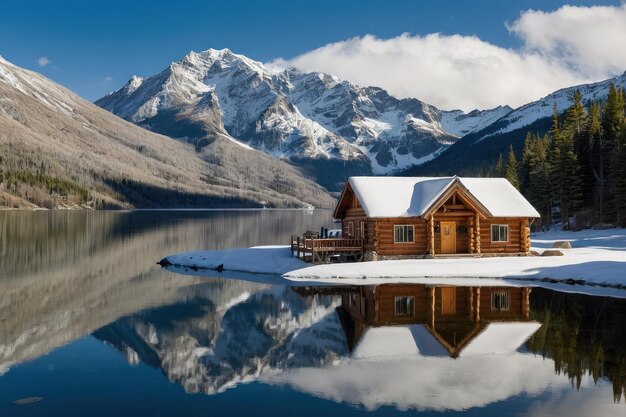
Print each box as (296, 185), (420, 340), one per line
(601, 84), (625, 219)
(563, 90), (593, 210)
(520, 132), (533, 194)
(565, 90), (586, 143)
(505, 145), (520, 190)
(550, 129), (583, 230)
(495, 153), (504, 177)
(614, 123), (626, 226)
(609, 88), (626, 226)
(586, 102), (605, 220)
(524, 134), (553, 225)
(551, 102), (561, 138)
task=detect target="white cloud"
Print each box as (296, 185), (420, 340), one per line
(270, 4), (626, 111)
(508, 4), (626, 78)
(37, 56), (51, 67)
(103, 76), (113, 84)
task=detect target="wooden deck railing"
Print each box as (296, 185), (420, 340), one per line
(291, 235), (364, 263)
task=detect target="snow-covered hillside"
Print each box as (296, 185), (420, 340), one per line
(96, 48), (459, 175)
(0, 54), (335, 208)
(441, 105), (512, 137)
(478, 72), (626, 141)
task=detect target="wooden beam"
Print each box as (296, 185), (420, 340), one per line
(427, 215), (435, 256)
(469, 216), (475, 253)
(435, 211), (476, 217)
(474, 213), (481, 255)
(373, 221), (379, 253)
(422, 182), (491, 219)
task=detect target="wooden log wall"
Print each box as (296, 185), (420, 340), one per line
(427, 215), (434, 256)
(342, 207), (366, 238)
(373, 218), (428, 256)
(376, 284), (429, 325)
(474, 213), (481, 254)
(480, 218), (529, 254)
(478, 287), (526, 320)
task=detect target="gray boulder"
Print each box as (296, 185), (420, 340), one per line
(552, 241), (572, 249)
(542, 250), (564, 256)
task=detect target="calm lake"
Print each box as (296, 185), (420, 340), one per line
(1, 210), (625, 416)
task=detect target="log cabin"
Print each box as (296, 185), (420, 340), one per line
(339, 283), (537, 358)
(334, 176), (540, 260)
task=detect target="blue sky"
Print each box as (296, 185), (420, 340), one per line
(0, 0), (623, 106)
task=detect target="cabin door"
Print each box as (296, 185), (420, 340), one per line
(441, 287), (457, 315)
(440, 221), (456, 254)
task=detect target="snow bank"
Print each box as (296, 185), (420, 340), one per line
(161, 229), (626, 297)
(161, 245), (306, 275)
(285, 228), (626, 290)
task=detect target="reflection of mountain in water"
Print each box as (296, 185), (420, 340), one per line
(94, 281), (623, 412)
(3, 211), (624, 416)
(95, 287), (347, 394)
(269, 284), (626, 411)
(0, 210), (332, 374)
(265, 284), (557, 411)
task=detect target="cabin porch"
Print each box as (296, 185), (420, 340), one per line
(290, 234), (364, 263)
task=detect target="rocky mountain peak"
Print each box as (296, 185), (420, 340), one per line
(96, 48), (462, 184)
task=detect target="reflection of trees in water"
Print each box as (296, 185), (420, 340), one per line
(0, 211), (332, 372)
(527, 289), (626, 403)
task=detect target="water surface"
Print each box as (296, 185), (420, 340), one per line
(0, 211), (624, 416)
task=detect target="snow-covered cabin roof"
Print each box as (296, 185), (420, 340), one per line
(459, 322), (542, 357)
(337, 176), (540, 218)
(352, 325), (449, 359)
(351, 322), (540, 360)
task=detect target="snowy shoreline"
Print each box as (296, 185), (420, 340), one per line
(161, 228), (626, 295)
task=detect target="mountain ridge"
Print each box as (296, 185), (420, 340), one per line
(404, 71), (626, 176)
(0, 55), (335, 209)
(96, 48), (466, 187)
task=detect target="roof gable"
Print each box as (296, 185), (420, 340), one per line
(336, 176), (540, 219)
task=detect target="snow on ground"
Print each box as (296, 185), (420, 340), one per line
(162, 245), (306, 275)
(162, 228), (626, 297)
(285, 228), (626, 289)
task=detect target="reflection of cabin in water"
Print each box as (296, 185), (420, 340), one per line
(334, 176), (540, 260)
(339, 284), (534, 358)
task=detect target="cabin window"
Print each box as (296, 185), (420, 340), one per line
(394, 296), (415, 317)
(491, 224), (509, 242)
(394, 225), (414, 243)
(491, 292), (510, 311)
(360, 221), (365, 239)
(348, 221), (354, 237)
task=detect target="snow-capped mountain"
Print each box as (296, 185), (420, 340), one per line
(96, 48), (458, 177)
(440, 105), (513, 137)
(404, 71), (626, 176)
(477, 71), (626, 141)
(95, 285), (347, 395)
(0, 55), (334, 208)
